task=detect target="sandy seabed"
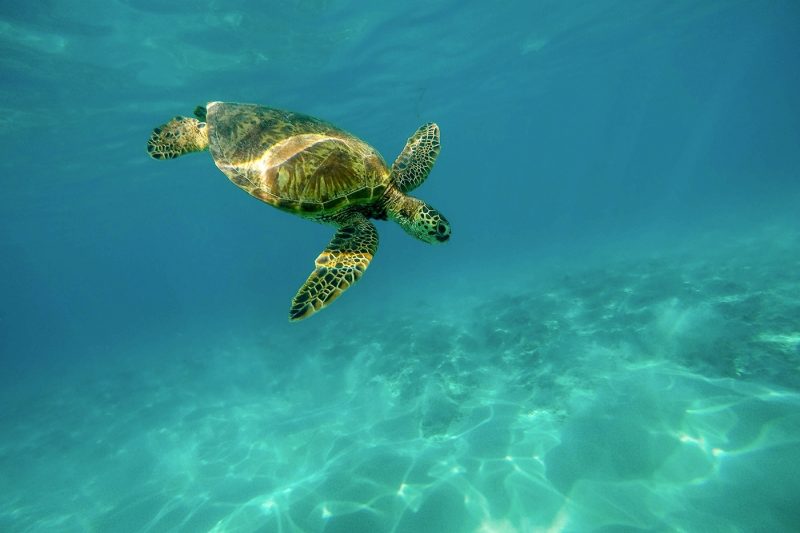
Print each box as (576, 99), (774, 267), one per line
(2, 228), (799, 532)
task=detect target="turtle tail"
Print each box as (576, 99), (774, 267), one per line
(147, 116), (209, 160)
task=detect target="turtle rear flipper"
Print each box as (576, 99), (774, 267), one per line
(147, 116), (209, 159)
(390, 122), (440, 192)
(289, 213), (378, 321)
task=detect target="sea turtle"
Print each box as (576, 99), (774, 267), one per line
(147, 101), (450, 321)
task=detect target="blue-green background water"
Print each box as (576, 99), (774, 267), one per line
(2, 1), (799, 531)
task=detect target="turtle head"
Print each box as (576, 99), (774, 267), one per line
(147, 116), (209, 159)
(387, 193), (451, 244)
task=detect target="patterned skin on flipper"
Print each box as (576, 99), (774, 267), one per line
(390, 123), (440, 192)
(289, 212), (379, 321)
(147, 117), (209, 159)
(206, 103), (388, 217)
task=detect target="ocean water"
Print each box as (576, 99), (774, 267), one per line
(1, 1), (799, 531)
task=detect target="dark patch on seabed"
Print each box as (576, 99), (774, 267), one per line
(1, 228), (799, 532)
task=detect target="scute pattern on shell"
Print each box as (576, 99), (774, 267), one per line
(206, 102), (389, 216)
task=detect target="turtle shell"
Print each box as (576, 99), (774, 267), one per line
(206, 102), (389, 215)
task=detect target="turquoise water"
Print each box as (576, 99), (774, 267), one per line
(2, 1), (800, 531)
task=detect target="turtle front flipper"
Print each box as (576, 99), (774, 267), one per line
(390, 122), (440, 192)
(289, 213), (379, 321)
